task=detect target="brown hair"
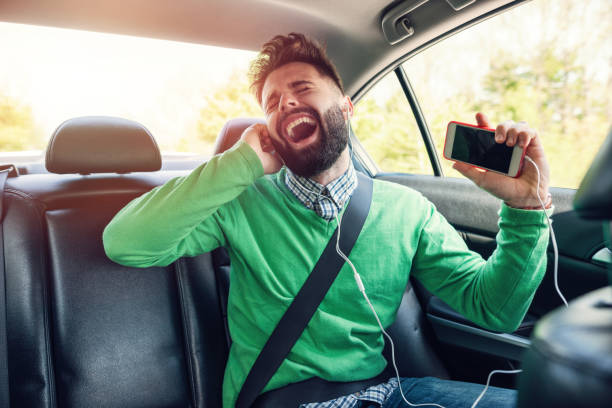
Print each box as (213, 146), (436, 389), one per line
(248, 33), (344, 105)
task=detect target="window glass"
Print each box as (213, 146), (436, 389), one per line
(403, 0), (612, 188)
(0, 23), (259, 161)
(353, 73), (431, 174)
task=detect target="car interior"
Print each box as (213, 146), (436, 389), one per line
(0, 0), (610, 407)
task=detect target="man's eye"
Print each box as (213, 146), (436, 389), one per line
(297, 87), (309, 93)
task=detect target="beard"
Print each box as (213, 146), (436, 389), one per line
(272, 104), (348, 178)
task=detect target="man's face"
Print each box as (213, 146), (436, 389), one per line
(261, 62), (350, 178)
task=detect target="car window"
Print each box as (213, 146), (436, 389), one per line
(403, 0), (611, 188)
(0, 22), (258, 162)
(352, 72), (432, 174)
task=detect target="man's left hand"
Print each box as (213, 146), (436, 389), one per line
(452, 112), (550, 209)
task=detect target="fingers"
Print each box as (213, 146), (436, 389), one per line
(475, 112), (491, 128)
(242, 124), (271, 149)
(452, 161), (486, 186)
(495, 120), (537, 149)
(476, 113), (535, 149)
(240, 124), (272, 157)
(257, 126), (276, 153)
(240, 123), (262, 142)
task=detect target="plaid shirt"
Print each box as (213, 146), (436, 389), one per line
(285, 165), (399, 407)
(300, 377), (399, 408)
(284, 163), (358, 221)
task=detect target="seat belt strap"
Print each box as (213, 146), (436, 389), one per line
(236, 172), (373, 408)
(0, 167), (11, 407)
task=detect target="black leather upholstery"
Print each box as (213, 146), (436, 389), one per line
(46, 207), (191, 407)
(213, 117), (266, 155)
(3, 116), (449, 407)
(517, 287), (612, 408)
(383, 286), (449, 379)
(45, 116), (162, 174)
(4, 172), (228, 407)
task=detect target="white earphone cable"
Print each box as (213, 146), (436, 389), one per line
(523, 155), (567, 307)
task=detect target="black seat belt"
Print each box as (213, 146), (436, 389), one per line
(0, 167), (11, 407)
(236, 172), (373, 408)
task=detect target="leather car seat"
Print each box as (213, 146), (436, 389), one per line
(517, 128), (612, 407)
(4, 116), (228, 407)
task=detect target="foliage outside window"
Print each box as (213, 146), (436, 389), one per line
(352, 74), (431, 174)
(0, 94), (44, 151)
(405, 0), (612, 189)
(0, 23), (256, 157)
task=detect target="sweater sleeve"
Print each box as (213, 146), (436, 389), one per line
(411, 199), (553, 333)
(102, 140), (264, 267)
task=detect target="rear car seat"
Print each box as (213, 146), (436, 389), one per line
(3, 117), (227, 407)
(2, 115), (448, 407)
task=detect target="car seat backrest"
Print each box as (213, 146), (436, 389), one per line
(213, 117), (267, 155)
(3, 117), (227, 407)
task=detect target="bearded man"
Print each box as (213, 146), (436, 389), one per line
(104, 33), (553, 408)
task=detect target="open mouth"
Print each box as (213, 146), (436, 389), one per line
(284, 116), (318, 143)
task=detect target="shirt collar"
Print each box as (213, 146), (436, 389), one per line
(284, 162), (358, 220)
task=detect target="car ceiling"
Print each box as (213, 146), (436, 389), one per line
(0, 0), (522, 96)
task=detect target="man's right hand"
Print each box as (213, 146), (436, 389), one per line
(240, 123), (284, 174)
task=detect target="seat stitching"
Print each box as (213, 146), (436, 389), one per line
(175, 259), (197, 407)
(42, 240), (57, 408)
(6, 188), (36, 201)
(15, 194), (57, 407)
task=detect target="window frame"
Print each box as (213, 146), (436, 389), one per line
(394, 66), (444, 177)
(350, 0), (530, 178)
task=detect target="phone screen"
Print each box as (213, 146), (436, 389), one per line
(451, 125), (512, 173)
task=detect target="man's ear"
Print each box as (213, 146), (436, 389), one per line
(343, 96), (354, 120)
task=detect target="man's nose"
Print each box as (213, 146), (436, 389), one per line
(279, 93), (298, 112)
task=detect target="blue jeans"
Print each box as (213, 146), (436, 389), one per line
(378, 377), (516, 408)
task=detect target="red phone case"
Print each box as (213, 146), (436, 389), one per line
(443, 121), (525, 178)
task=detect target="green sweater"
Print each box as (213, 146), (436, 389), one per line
(103, 140), (552, 408)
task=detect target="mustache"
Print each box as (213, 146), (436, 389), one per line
(276, 107), (321, 138)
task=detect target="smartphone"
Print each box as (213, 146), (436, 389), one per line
(444, 121), (525, 178)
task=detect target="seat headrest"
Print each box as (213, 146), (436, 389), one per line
(214, 117), (266, 155)
(45, 116), (162, 174)
(574, 127), (612, 220)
